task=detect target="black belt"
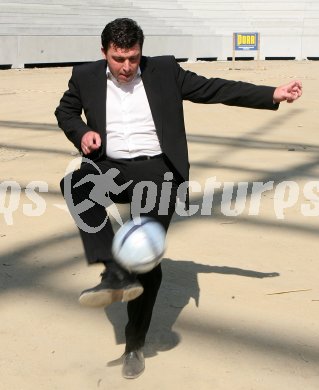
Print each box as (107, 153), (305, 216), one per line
(115, 153), (163, 162)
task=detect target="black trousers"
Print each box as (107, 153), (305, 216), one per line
(60, 155), (178, 352)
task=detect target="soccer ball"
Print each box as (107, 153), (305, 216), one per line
(112, 217), (166, 274)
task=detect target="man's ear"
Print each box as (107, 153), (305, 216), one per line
(101, 47), (107, 59)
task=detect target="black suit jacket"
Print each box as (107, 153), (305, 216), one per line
(55, 56), (278, 182)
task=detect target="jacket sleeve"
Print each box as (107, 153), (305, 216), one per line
(55, 67), (91, 151)
(173, 58), (279, 110)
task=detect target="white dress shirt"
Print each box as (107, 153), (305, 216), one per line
(106, 67), (162, 159)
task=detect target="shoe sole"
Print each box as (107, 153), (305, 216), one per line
(122, 366), (145, 379)
(78, 285), (144, 308)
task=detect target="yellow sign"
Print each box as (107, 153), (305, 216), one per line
(234, 33), (259, 50)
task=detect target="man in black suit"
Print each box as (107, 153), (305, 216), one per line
(55, 18), (302, 379)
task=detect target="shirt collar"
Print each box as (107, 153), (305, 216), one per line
(106, 66), (141, 82)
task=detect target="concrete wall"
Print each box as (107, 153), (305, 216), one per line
(0, 0), (318, 67)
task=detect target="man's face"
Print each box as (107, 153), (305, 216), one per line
(102, 43), (141, 84)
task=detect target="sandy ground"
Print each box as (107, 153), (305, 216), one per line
(0, 60), (318, 390)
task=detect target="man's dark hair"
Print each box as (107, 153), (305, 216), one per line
(101, 18), (144, 51)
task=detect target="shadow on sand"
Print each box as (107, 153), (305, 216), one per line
(105, 257), (279, 363)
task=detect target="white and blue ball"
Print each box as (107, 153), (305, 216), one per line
(112, 217), (166, 274)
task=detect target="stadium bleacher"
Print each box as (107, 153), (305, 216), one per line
(0, 0), (318, 67)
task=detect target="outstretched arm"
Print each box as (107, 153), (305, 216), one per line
(273, 80), (302, 103)
(173, 57), (302, 109)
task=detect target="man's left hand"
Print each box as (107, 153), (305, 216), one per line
(273, 80), (302, 104)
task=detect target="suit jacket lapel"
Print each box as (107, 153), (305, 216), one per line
(140, 57), (164, 145)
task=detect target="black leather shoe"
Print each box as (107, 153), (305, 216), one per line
(78, 264), (143, 308)
(122, 350), (145, 379)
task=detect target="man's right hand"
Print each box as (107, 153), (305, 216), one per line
(81, 131), (102, 155)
